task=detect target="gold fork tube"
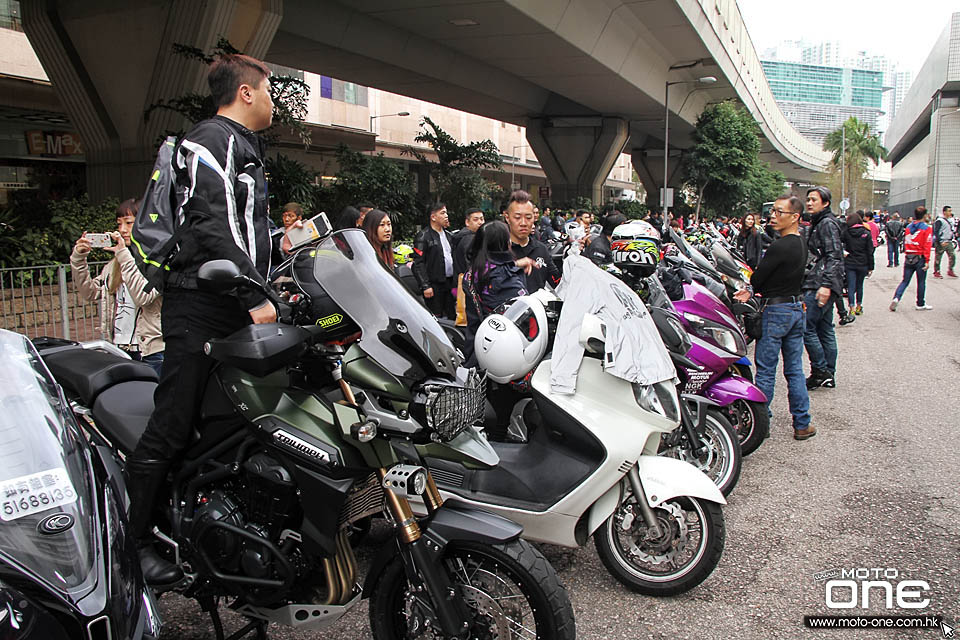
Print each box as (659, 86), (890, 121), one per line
(422, 471), (444, 515)
(378, 468), (421, 543)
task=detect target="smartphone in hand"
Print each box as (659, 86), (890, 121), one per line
(86, 233), (114, 249)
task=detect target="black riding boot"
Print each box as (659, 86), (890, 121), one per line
(126, 457), (183, 587)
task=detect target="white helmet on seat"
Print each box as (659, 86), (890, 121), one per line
(475, 296), (549, 383)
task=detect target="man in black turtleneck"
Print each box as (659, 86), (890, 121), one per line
(801, 186), (845, 390)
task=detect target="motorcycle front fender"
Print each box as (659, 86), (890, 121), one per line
(703, 374), (767, 405)
(635, 455), (726, 508)
(362, 500), (522, 598)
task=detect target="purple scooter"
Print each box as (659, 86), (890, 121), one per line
(657, 270), (770, 455)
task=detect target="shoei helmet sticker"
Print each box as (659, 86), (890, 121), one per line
(0, 468), (77, 522)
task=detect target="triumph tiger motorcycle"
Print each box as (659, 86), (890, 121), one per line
(0, 330), (162, 640)
(36, 230), (575, 640)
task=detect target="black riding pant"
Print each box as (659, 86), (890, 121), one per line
(132, 289), (249, 461)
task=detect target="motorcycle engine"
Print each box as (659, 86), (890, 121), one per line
(195, 453), (300, 587)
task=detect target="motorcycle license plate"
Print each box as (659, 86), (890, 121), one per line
(0, 468), (77, 522)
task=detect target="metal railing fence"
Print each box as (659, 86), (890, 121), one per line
(0, 262), (107, 341)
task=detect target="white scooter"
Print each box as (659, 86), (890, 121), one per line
(417, 291), (727, 596)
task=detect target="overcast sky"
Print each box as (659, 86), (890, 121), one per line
(736, 0), (957, 77)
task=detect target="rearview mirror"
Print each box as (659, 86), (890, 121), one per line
(198, 260), (243, 292)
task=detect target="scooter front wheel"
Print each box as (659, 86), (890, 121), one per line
(725, 399), (769, 455)
(594, 496), (724, 596)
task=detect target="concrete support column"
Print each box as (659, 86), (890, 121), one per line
(631, 148), (683, 211)
(21, 0), (282, 203)
(525, 116), (628, 206)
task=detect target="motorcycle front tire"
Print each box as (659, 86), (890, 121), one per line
(728, 398), (769, 456)
(369, 539), (575, 640)
(595, 496), (725, 596)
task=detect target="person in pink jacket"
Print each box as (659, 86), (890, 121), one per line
(861, 210), (880, 248)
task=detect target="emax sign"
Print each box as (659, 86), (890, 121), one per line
(25, 130), (84, 157)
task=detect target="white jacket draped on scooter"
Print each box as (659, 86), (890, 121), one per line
(550, 254), (676, 394)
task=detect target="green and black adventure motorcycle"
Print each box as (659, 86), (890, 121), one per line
(37, 229), (575, 640)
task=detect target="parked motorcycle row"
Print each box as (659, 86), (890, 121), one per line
(0, 217), (776, 639)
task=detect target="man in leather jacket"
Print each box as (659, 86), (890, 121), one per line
(802, 186), (844, 389)
(413, 203), (456, 318)
(128, 54), (277, 587)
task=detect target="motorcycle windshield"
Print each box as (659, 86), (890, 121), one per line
(645, 275), (674, 310)
(307, 230), (460, 379)
(672, 229), (720, 278)
(0, 331), (95, 596)
(711, 243), (751, 283)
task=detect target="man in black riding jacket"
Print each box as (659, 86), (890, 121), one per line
(127, 54), (277, 586)
(504, 190), (562, 292)
(413, 203), (456, 319)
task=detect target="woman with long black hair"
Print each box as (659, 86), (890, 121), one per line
(462, 220), (527, 365)
(736, 212), (772, 269)
(361, 209), (395, 269)
(335, 205), (363, 231)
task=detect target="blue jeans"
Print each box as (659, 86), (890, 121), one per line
(803, 289), (838, 375)
(845, 265), (868, 307)
(755, 302), (810, 431)
(887, 241), (899, 266)
(893, 256), (927, 306)
(139, 352), (164, 377)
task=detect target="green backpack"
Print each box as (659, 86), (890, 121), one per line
(130, 137), (184, 293)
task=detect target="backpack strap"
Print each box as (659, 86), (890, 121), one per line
(464, 270), (486, 320)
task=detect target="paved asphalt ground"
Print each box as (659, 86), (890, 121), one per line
(157, 246), (960, 639)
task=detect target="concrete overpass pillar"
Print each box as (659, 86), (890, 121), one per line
(21, 0), (282, 203)
(631, 148), (683, 211)
(525, 116), (628, 206)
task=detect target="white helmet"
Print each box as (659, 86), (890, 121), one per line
(475, 296), (549, 383)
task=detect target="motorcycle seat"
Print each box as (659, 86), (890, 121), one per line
(44, 347), (158, 406)
(91, 381), (156, 454)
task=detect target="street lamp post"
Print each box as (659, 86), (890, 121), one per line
(663, 76), (716, 223)
(369, 111), (411, 133)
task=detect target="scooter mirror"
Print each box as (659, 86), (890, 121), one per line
(198, 259), (244, 292)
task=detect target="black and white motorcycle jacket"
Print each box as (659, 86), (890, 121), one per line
(167, 115), (271, 310)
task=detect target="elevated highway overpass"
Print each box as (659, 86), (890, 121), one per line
(22, 0), (832, 204)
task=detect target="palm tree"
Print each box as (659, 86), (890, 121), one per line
(823, 117), (888, 212)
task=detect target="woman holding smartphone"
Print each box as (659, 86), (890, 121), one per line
(70, 199), (164, 374)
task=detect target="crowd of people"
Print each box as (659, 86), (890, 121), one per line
(734, 188), (956, 444)
(65, 50), (957, 588)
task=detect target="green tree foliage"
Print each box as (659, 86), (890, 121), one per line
(144, 37), (311, 146)
(746, 160), (786, 213)
(264, 154), (321, 221)
(404, 117), (502, 226)
(327, 146), (419, 239)
(681, 101), (768, 219)
(0, 197), (118, 269)
(822, 117), (887, 212)
(615, 199), (649, 220)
